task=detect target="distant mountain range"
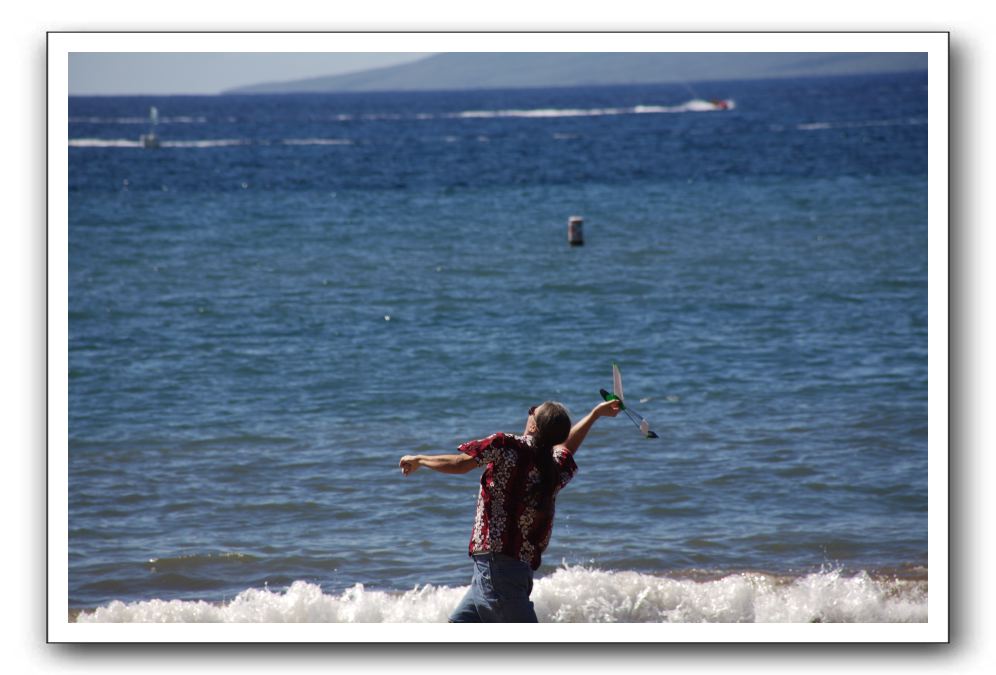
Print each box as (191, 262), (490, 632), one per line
(224, 52), (927, 95)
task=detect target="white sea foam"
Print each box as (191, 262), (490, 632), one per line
(69, 138), (351, 149)
(69, 116), (208, 124)
(446, 100), (733, 120)
(69, 138), (144, 148)
(162, 140), (248, 148)
(281, 138), (353, 146)
(67, 102), (734, 142)
(453, 108), (614, 119)
(533, 567), (926, 623)
(292, 103), (730, 123)
(797, 118), (927, 131)
(68, 99), (736, 152)
(75, 567), (926, 623)
(68, 139), (249, 149)
(77, 581), (465, 623)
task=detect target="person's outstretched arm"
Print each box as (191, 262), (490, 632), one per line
(561, 399), (621, 455)
(399, 453), (478, 476)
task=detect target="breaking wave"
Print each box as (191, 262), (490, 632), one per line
(75, 566), (926, 623)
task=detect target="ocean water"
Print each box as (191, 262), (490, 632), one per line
(68, 72), (929, 622)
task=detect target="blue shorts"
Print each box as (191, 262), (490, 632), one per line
(448, 552), (538, 623)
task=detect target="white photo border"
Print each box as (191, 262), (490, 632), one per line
(48, 30), (949, 643)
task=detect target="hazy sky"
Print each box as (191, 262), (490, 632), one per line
(68, 53), (432, 95)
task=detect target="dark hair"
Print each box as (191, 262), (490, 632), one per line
(530, 401), (571, 509)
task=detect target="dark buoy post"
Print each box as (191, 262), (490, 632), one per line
(567, 216), (584, 246)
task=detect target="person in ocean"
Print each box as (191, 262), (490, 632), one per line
(399, 398), (621, 622)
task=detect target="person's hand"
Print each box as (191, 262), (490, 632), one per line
(594, 399), (622, 418)
(399, 455), (421, 476)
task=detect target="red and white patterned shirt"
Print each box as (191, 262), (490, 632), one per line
(457, 432), (578, 570)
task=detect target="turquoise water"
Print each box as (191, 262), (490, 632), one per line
(68, 72), (928, 617)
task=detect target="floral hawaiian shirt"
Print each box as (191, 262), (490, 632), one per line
(457, 432), (578, 570)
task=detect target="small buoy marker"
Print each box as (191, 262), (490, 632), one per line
(567, 216), (584, 246)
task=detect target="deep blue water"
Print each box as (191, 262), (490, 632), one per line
(68, 72), (928, 611)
